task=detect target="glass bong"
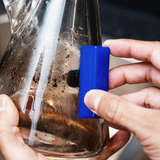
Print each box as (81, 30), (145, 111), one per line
(1, 0), (109, 159)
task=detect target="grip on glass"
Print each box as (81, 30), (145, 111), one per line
(78, 46), (110, 119)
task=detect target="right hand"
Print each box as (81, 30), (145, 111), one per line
(85, 39), (160, 160)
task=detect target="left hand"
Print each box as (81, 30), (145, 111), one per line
(0, 94), (48, 160)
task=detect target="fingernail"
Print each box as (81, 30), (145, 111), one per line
(102, 39), (111, 47)
(102, 41), (108, 47)
(84, 90), (105, 112)
(0, 95), (7, 112)
(90, 109), (97, 114)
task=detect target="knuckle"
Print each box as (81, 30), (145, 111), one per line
(12, 126), (20, 135)
(100, 95), (124, 124)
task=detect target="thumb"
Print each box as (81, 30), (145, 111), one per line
(84, 90), (153, 136)
(0, 95), (47, 160)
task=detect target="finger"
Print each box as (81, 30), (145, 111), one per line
(103, 39), (160, 70)
(84, 90), (160, 137)
(109, 62), (159, 89)
(93, 131), (130, 160)
(121, 87), (160, 109)
(0, 95), (48, 160)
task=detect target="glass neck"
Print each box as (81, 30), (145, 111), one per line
(3, 0), (40, 34)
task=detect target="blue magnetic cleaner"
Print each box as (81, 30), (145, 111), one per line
(78, 46), (110, 119)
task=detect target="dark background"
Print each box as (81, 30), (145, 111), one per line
(99, 0), (160, 41)
(0, 0), (5, 14)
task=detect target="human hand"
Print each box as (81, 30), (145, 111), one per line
(0, 94), (48, 160)
(85, 39), (160, 160)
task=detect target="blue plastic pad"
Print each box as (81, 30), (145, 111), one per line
(78, 46), (110, 118)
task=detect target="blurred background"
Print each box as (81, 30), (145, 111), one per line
(1, 0), (160, 159)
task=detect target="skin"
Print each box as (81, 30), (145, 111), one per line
(85, 39), (160, 160)
(0, 95), (48, 160)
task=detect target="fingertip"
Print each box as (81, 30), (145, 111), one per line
(84, 90), (91, 106)
(103, 39), (124, 46)
(0, 94), (19, 127)
(102, 39), (113, 47)
(0, 95), (8, 112)
(0, 94), (14, 108)
(84, 90), (106, 111)
(0, 94), (11, 103)
(84, 90), (98, 110)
